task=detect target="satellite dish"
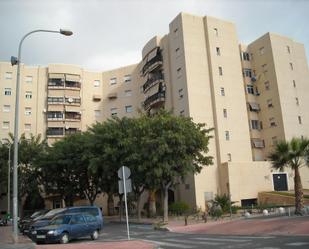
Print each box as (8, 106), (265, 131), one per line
(68, 98), (73, 103)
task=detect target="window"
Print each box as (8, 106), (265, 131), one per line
(259, 47), (265, 55)
(48, 97), (64, 103)
(269, 117), (276, 127)
(175, 47), (180, 57)
(25, 107), (32, 116)
(298, 116), (302, 124)
(111, 108), (117, 117)
(267, 99), (273, 108)
(248, 102), (260, 112)
(3, 105), (10, 112)
(25, 76), (33, 83)
(251, 120), (260, 130)
(242, 52), (250, 61)
(25, 91), (32, 99)
(124, 75), (131, 83)
(218, 66), (223, 76)
(24, 124), (31, 131)
(243, 68), (252, 78)
(272, 136), (278, 146)
(246, 85), (254, 95)
(125, 90), (132, 97)
(227, 153), (232, 162)
(223, 109), (227, 118)
(4, 88), (12, 96)
(225, 131), (230, 141)
(174, 28), (179, 37)
(295, 98), (299, 106)
(110, 77), (117, 85)
(178, 88), (184, 99)
(216, 47), (221, 56)
(125, 105), (133, 113)
(94, 110), (101, 117)
(264, 81), (270, 90)
(287, 46), (290, 54)
(293, 80), (296, 87)
(289, 62), (293, 70)
(180, 110), (185, 116)
(2, 121), (9, 129)
(220, 87), (225, 96)
(214, 28), (218, 36)
(94, 80), (100, 87)
(5, 72), (12, 79)
(176, 67), (182, 78)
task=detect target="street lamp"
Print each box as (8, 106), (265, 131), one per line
(10, 28), (73, 242)
(3, 139), (12, 217)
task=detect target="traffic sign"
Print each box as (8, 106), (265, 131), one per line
(118, 166), (131, 179)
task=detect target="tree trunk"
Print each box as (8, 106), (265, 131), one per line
(137, 194), (142, 221)
(107, 193), (114, 216)
(163, 187), (169, 223)
(148, 190), (156, 217)
(119, 194), (123, 221)
(294, 166), (304, 215)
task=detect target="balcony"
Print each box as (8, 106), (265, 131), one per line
(47, 111), (64, 121)
(46, 128), (64, 137)
(144, 91), (165, 110)
(65, 97), (81, 105)
(65, 81), (81, 89)
(143, 72), (164, 93)
(65, 128), (81, 135)
(142, 49), (163, 75)
(48, 79), (64, 89)
(65, 111), (81, 121)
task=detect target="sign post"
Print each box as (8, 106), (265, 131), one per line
(118, 166), (131, 240)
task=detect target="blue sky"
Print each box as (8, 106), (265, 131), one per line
(0, 0), (308, 71)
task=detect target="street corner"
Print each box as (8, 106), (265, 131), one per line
(35, 240), (157, 249)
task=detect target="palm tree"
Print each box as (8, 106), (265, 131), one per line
(269, 137), (309, 215)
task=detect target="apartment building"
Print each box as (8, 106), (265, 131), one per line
(1, 12), (309, 212)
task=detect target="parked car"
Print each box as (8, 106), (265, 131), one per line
(33, 213), (100, 244)
(19, 209), (49, 234)
(28, 206), (103, 239)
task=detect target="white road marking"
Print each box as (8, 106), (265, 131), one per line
(143, 239), (194, 248)
(163, 238), (224, 246)
(285, 242), (309, 246)
(194, 237), (251, 242)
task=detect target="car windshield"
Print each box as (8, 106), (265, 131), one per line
(43, 208), (66, 218)
(50, 215), (71, 225)
(30, 211), (41, 218)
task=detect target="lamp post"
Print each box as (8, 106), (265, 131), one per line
(8, 144), (11, 216)
(10, 29), (73, 242)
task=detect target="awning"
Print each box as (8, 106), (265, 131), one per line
(49, 73), (65, 79)
(108, 93), (117, 99)
(65, 121), (81, 129)
(252, 139), (265, 148)
(147, 48), (158, 61)
(65, 74), (80, 82)
(93, 94), (102, 101)
(65, 106), (80, 112)
(48, 105), (64, 112)
(47, 122), (64, 128)
(249, 102), (260, 111)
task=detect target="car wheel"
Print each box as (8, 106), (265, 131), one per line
(91, 230), (99, 240)
(60, 232), (69, 244)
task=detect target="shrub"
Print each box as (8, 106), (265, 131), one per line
(169, 201), (191, 216)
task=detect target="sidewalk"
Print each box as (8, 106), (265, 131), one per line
(0, 225), (33, 244)
(165, 215), (309, 236)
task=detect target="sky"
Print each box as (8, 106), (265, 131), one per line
(0, 0), (308, 71)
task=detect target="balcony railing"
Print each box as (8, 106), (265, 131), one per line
(143, 72), (164, 93)
(142, 53), (163, 75)
(65, 112), (81, 121)
(65, 81), (81, 89)
(48, 79), (64, 89)
(144, 91), (165, 110)
(46, 128), (64, 136)
(65, 128), (81, 135)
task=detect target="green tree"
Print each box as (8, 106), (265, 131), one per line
(141, 110), (213, 222)
(269, 137), (309, 215)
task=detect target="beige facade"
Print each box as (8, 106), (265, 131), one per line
(1, 12), (309, 211)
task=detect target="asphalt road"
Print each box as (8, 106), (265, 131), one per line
(99, 222), (309, 249)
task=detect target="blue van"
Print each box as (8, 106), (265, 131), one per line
(29, 206), (103, 238)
